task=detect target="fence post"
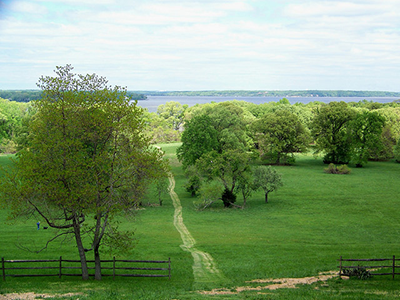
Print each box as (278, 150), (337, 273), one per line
(393, 255), (395, 280)
(2, 257), (5, 281)
(339, 256), (342, 278)
(168, 257), (171, 280)
(59, 256), (62, 279)
(113, 256), (116, 280)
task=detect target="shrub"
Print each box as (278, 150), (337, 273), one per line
(324, 163), (351, 174)
(342, 266), (372, 280)
(221, 188), (236, 208)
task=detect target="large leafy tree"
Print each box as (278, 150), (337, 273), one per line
(311, 102), (356, 164)
(156, 101), (188, 131)
(348, 111), (385, 167)
(0, 65), (166, 280)
(207, 102), (249, 152)
(176, 115), (218, 169)
(195, 149), (251, 207)
(252, 110), (310, 164)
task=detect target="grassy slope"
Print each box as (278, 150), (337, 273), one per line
(1, 147), (400, 299)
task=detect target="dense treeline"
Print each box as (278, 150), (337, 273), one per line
(3, 96), (400, 208)
(0, 90), (43, 102)
(3, 97), (400, 164)
(136, 90), (400, 98)
(0, 90), (147, 102)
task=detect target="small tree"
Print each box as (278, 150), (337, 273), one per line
(235, 170), (257, 208)
(195, 181), (224, 210)
(155, 175), (169, 206)
(253, 166), (283, 203)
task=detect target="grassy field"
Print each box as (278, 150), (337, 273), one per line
(1, 145), (400, 299)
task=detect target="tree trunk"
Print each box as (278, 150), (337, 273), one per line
(265, 192), (268, 203)
(73, 217), (89, 280)
(94, 244), (102, 280)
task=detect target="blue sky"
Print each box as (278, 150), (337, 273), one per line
(0, 0), (399, 91)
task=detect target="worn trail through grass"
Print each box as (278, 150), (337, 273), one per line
(168, 174), (227, 286)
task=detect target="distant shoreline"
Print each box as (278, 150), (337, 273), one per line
(135, 90), (400, 98)
(2, 90), (400, 103)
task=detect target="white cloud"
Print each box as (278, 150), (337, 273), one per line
(9, 1), (48, 15)
(0, 0), (399, 90)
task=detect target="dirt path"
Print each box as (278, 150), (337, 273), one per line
(168, 174), (227, 285)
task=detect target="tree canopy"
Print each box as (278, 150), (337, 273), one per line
(0, 65), (167, 280)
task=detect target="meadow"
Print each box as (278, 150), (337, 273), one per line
(1, 143), (400, 299)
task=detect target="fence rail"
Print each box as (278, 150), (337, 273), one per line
(1, 257), (171, 281)
(338, 256), (400, 279)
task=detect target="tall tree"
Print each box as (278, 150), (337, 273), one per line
(0, 65), (166, 280)
(252, 110), (310, 164)
(176, 115), (218, 169)
(311, 102), (356, 164)
(348, 111), (386, 167)
(195, 149), (251, 207)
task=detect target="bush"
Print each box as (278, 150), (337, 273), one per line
(324, 163), (351, 174)
(221, 188), (236, 208)
(342, 266), (372, 280)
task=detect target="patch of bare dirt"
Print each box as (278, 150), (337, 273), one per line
(199, 271), (345, 295)
(0, 292), (82, 300)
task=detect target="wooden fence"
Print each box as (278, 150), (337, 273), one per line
(338, 256), (400, 279)
(1, 257), (171, 281)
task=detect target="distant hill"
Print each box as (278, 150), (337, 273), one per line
(136, 90), (400, 98)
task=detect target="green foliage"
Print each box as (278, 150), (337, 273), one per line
(394, 138), (400, 163)
(311, 102), (356, 164)
(0, 98), (31, 153)
(251, 110), (310, 164)
(196, 149), (251, 195)
(156, 101), (187, 131)
(195, 180), (224, 210)
(348, 111), (386, 167)
(177, 115), (218, 169)
(0, 90), (42, 102)
(253, 165), (283, 203)
(234, 170), (257, 208)
(143, 111), (181, 144)
(324, 163), (351, 174)
(0, 65), (166, 280)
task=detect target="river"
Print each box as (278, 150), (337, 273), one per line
(136, 96), (400, 112)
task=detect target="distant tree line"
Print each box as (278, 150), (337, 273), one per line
(0, 90), (147, 103)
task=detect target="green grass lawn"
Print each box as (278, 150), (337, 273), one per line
(1, 147), (400, 299)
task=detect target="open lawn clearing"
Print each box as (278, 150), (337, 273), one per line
(1, 146), (400, 299)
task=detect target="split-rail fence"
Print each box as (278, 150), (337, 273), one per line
(338, 256), (400, 279)
(1, 257), (171, 281)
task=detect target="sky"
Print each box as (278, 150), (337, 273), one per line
(0, 0), (399, 91)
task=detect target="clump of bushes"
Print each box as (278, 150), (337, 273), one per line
(324, 163), (351, 174)
(342, 266), (372, 280)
